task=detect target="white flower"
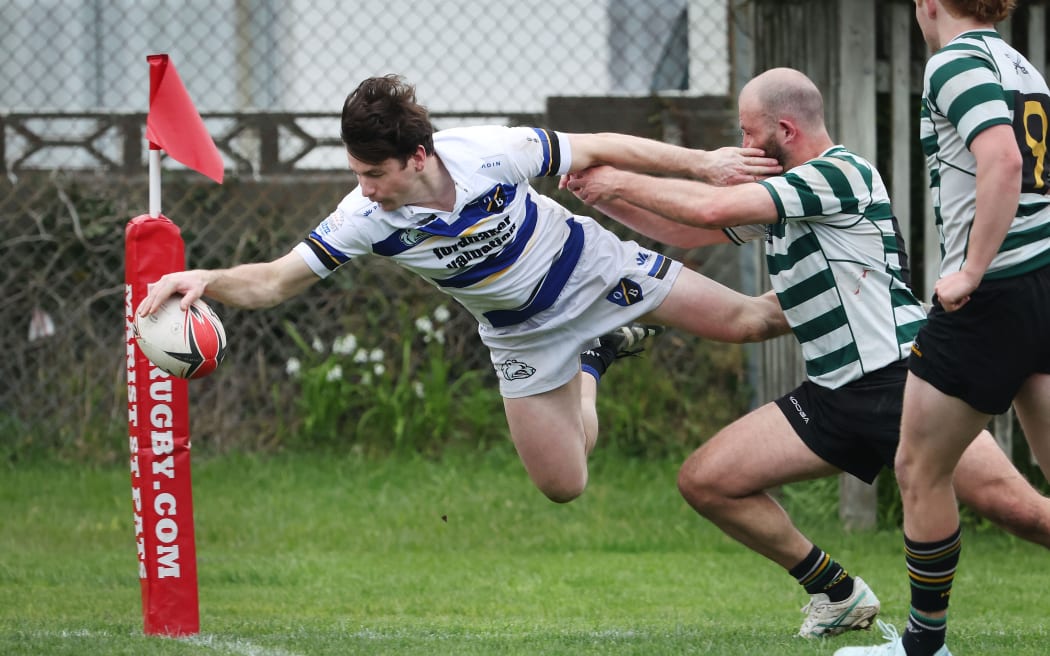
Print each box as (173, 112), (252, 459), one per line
(285, 357), (301, 377)
(353, 349), (369, 363)
(332, 334), (357, 355)
(414, 317), (434, 334)
(361, 371), (373, 386)
(433, 305), (451, 323)
(413, 381), (425, 398)
(311, 336), (325, 353)
(433, 329), (445, 345)
(326, 365), (343, 382)
(373, 363), (385, 376)
(369, 348), (384, 363)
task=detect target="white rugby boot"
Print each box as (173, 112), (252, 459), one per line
(798, 577), (881, 638)
(832, 619), (953, 655)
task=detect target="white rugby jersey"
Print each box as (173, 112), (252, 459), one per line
(921, 29), (1050, 280)
(293, 126), (579, 328)
(724, 146), (927, 389)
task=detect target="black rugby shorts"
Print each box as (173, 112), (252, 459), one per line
(774, 360), (907, 484)
(909, 263), (1050, 415)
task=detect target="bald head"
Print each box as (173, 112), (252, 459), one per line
(740, 68), (826, 132)
(737, 67), (831, 168)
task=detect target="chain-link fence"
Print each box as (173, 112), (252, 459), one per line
(3, 0), (732, 113)
(2, 0), (747, 460)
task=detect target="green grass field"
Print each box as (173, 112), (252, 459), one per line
(2, 450), (1047, 655)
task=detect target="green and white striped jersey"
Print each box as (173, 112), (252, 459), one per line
(920, 29), (1050, 280)
(724, 146), (926, 389)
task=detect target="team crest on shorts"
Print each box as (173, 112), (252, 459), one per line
(607, 278), (643, 307)
(499, 359), (536, 381)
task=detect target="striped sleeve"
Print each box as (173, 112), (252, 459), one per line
(292, 206), (358, 278)
(530, 128), (569, 177)
(927, 47), (1012, 147)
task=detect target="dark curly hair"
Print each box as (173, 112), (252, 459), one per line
(340, 74), (435, 165)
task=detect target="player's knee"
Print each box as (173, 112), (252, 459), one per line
(677, 455), (723, 511)
(893, 443), (920, 494)
(536, 474), (588, 504)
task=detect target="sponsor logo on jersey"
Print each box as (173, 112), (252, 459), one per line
(432, 216), (518, 269)
(499, 359), (536, 381)
(1009, 53), (1029, 75)
(636, 251), (651, 267)
(318, 208), (345, 235)
(606, 278), (643, 307)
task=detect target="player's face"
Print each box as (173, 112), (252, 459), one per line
(346, 152), (418, 211)
(739, 101), (786, 167)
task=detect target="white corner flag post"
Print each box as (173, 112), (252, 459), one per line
(149, 147), (162, 218)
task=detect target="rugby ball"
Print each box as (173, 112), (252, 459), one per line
(133, 296), (227, 379)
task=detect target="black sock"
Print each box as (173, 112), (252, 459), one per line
(903, 609), (948, 656)
(789, 544), (854, 602)
(901, 527), (960, 656)
(580, 343), (616, 381)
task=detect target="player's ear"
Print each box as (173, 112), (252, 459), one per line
(411, 145), (428, 172)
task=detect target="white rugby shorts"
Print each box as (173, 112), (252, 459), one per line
(480, 216), (682, 398)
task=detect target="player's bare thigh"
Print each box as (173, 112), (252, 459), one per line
(680, 402), (840, 497)
(1014, 373), (1050, 477)
(642, 266), (766, 343)
(503, 375), (589, 502)
(897, 372), (988, 480)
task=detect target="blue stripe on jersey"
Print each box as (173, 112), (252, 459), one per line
(372, 227), (432, 256)
(303, 231), (352, 270)
(420, 184), (518, 237)
(438, 197), (539, 289)
(483, 218), (584, 328)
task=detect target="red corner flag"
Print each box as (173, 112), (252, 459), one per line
(145, 54), (224, 184)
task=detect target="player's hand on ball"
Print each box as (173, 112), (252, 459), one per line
(138, 270), (210, 317)
(133, 294), (227, 379)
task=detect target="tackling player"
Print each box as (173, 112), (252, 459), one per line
(566, 66), (1050, 644)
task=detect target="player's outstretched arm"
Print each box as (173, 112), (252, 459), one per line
(588, 196), (731, 249)
(566, 133), (781, 185)
(566, 165), (777, 229)
(138, 251), (319, 316)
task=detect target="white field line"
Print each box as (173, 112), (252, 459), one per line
(184, 634), (305, 656)
(30, 630), (304, 656)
